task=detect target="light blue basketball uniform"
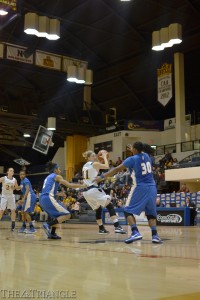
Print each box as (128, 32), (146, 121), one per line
(21, 177), (36, 213)
(123, 152), (157, 217)
(40, 173), (70, 218)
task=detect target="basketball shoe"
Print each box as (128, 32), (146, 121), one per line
(124, 231), (143, 244)
(152, 234), (163, 244)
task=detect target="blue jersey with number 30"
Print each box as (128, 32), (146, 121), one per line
(123, 152), (155, 186)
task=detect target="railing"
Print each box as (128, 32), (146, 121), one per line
(155, 139), (200, 155)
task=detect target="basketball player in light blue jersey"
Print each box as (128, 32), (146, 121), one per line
(40, 162), (87, 239)
(96, 142), (162, 244)
(18, 170), (37, 234)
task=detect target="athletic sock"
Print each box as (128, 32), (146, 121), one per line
(113, 221), (120, 228)
(51, 227), (56, 234)
(29, 222), (33, 228)
(11, 221), (15, 229)
(131, 224), (138, 233)
(151, 226), (157, 236)
(22, 221), (26, 228)
(99, 224), (104, 230)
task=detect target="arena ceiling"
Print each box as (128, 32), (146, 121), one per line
(0, 0), (200, 167)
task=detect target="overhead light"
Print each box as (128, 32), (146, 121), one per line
(24, 12), (39, 35)
(160, 27), (171, 48)
(23, 133), (31, 138)
(47, 117), (56, 130)
(152, 24), (182, 51)
(48, 19), (60, 40)
(67, 65), (77, 82)
(169, 23), (182, 45)
(152, 31), (164, 51)
(37, 15), (49, 38)
(76, 67), (85, 84)
(85, 69), (93, 85)
(0, 9), (8, 15)
(24, 13), (60, 40)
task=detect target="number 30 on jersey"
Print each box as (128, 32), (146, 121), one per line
(141, 162), (152, 175)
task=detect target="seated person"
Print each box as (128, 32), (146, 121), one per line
(178, 183), (190, 193)
(156, 197), (165, 207)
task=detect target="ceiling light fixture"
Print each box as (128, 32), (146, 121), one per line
(47, 117), (56, 130)
(23, 133), (31, 138)
(0, 9), (8, 15)
(24, 13), (60, 40)
(152, 23), (182, 51)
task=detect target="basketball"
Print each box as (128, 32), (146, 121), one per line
(97, 150), (109, 163)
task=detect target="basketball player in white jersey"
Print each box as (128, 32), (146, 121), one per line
(82, 150), (126, 234)
(0, 168), (20, 231)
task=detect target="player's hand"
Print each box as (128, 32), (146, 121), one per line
(94, 176), (103, 183)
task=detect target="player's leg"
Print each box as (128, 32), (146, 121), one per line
(18, 211), (27, 233)
(23, 195), (37, 234)
(95, 206), (109, 234)
(105, 202), (126, 234)
(145, 187), (163, 244)
(82, 188), (109, 234)
(123, 186), (148, 243)
(0, 195), (7, 222)
(40, 195), (71, 239)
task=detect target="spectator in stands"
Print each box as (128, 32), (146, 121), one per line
(160, 151), (173, 167)
(156, 197), (165, 207)
(173, 158), (178, 166)
(178, 183), (190, 193)
(115, 157), (122, 166)
(184, 197), (197, 226)
(33, 202), (42, 221)
(116, 199), (124, 208)
(109, 160), (114, 169)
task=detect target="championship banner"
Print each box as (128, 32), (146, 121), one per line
(6, 44), (33, 64)
(35, 51), (61, 71)
(62, 57), (88, 72)
(0, 0), (17, 11)
(157, 63), (173, 106)
(0, 43), (4, 58)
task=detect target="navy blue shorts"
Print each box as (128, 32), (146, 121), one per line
(124, 185), (157, 218)
(40, 194), (70, 218)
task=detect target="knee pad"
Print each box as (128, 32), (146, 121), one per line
(124, 211), (133, 219)
(96, 206), (102, 220)
(106, 203), (116, 217)
(146, 215), (156, 220)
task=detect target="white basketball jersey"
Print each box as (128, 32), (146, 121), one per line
(82, 162), (98, 187)
(2, 176), (16, 196)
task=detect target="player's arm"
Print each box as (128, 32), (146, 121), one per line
(13, 179), (21, 190)
(55, 175), (87, 189)
(93, 152), (109, 170)
(95, 163), (127, 183)
(0, 176), (5, 183)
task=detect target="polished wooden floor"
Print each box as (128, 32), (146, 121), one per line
(0, 221), (200, 300)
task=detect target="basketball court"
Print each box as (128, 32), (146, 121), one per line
(0, 222), (200, 300)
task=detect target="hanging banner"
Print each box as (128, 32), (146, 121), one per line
(157, 63), (172, 106)
(6, 44), (33, 64)
(35, 51), (61, 71)
(125, 120), (163, 131)
(0, 43), (4, 58)
(62, 57), (88, 72)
